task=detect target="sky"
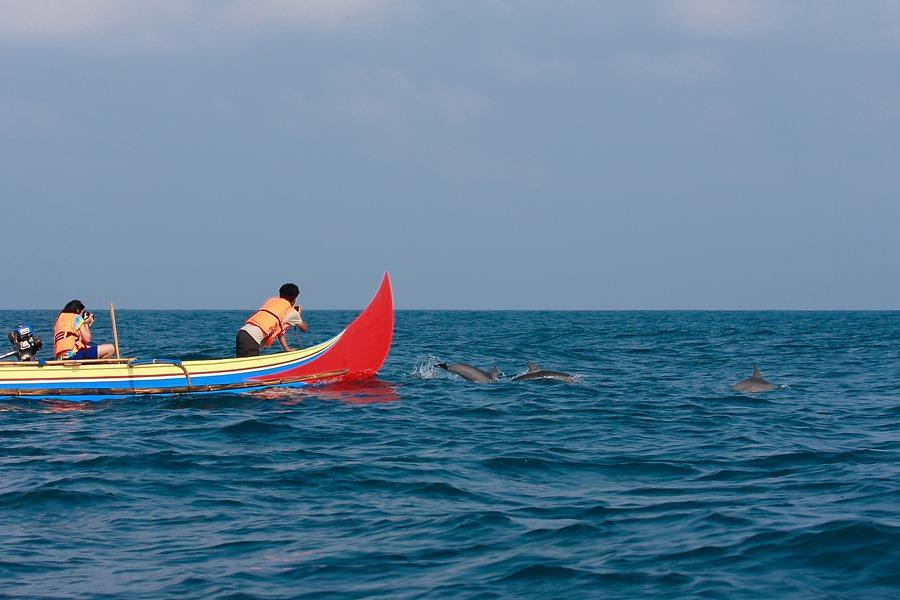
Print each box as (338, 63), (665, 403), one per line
(1, 0), (899, 309)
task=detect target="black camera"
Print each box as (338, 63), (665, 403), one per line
(83, 311), (93, 322)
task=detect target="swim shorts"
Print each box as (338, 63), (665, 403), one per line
(69, 343), (99, 360)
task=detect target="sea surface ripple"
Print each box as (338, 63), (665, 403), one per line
(1, 309), (899, 598)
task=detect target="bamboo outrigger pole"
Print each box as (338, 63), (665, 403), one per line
(109, 303), (121, 359)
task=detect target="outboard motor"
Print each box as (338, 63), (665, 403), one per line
(2, 324), (43, 361)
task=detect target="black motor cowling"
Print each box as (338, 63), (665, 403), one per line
(7, 324), (42, 361)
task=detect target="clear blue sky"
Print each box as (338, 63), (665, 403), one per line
(2, 1), (898, 309)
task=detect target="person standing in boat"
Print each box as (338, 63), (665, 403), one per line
(53, 300), (116, 360)
(236, 283), (308, 358)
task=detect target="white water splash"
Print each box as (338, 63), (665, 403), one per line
(411, 354), (443, 379)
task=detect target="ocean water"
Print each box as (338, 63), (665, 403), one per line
(1, 309), (899, 599)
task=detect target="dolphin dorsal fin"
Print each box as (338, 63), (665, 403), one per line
(752, 365), (761, 377)
(527, 362), (540, 373)
(490, 365), (498, 380)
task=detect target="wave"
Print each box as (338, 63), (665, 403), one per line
(220, 418), (295, 436)
(0, 486), (121, 509)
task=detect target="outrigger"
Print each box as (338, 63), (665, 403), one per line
(0, 274), (393, 402)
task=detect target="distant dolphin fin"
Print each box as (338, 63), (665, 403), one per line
(752, 365), (761, 377)
(490, 365), (498, 380)
(527, 362), (540, 373)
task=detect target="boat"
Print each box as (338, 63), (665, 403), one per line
(0, 273), (394, 402)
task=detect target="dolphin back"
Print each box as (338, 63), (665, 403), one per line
(732, 367), (777, 392)
(439, 362), (495, 383)
(512, 365), (578, 383)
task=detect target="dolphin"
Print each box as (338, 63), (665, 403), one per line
(731, 366), (777, 393)
(436, 362), (498, 383)
(511, 363), (579, 383)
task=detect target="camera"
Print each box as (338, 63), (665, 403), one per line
(83, 311), (94, 322)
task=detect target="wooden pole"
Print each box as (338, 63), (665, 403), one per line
(109, 303), (121, 359)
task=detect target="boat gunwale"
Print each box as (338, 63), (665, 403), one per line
(0, 333), (343, 382)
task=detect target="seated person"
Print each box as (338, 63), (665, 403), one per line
(53, 300), (115, 360)
(236, 283), (308, 358)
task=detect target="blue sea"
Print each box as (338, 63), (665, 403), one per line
(1, 310), (899, 599)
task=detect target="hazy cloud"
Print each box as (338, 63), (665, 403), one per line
(318, 67), (544, 187)
(663, 0), (785, 35)
(334, 68), (490, 130)
(0, 0), (404, 44)
(213, 0), (405, 31)
(0, 1), (191, 42)
(663, 0), (900, 44)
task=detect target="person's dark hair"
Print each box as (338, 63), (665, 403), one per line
(279, 283), (300, 302)
(61, 300), (85, 314)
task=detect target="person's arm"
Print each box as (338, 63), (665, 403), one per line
(288, 308), (308, 333)
(278, 333), (292, 352)
(78, 316), (92, 343)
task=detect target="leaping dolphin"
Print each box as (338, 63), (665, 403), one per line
(511, 363), (579, 383)
(436, 362), (498, 383)
(731, 366), (777, 393)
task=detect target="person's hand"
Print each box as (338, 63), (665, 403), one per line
(85, 314), (95, 326)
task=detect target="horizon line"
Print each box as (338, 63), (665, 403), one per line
(0, 307), (898, 312)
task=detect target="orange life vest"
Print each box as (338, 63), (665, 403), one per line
(53, 313), (86, 358)
(245, 298), (296, 347)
